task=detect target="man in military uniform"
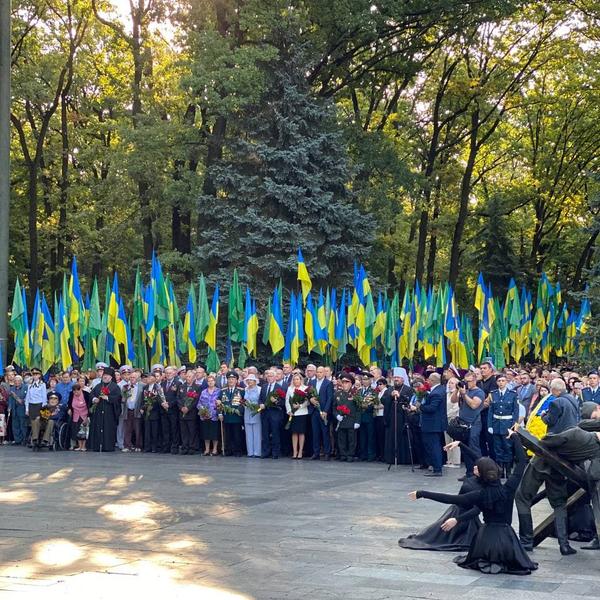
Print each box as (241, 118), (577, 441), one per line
(486, 373), (519, 477)
(582, 371), (600, 404)
(358, 372), (376, 462)
(335, 373), (360, 462)
(161, 366), (181, 454)
(220, 371), (245, 456)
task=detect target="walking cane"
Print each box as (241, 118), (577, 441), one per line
(220, 418), (225, 456)
(388, 397), (399, 471)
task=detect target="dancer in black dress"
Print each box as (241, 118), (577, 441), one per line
(399, 441), (482, 552)
(409, 428), (537, 575)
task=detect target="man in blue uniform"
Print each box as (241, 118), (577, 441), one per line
(582, 371), (600, 404)
(487, 373), (519, 477)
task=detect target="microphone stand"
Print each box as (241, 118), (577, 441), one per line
(387, 396), (399, 471)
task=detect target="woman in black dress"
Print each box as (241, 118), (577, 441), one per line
(399, 441), (482, 551)
(409, 429), (537, 575)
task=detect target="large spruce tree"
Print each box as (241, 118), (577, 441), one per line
(196, 27), (373, 297)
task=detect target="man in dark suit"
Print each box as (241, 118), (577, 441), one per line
(309, 366), (333, 460)
(216, 363), (229, 388)
(281, 363), (293, 390)
(418, 372), (447, 477)
(582, 371), (600, 404)
(161, 366), (181, 454)
(260, 369), (284, 459)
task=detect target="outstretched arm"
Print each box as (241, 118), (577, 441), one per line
(414, 489), (480, 508)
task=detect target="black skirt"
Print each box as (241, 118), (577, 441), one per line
(291, 414), (308, 434)
(201, 419), (219, 441)
(454, 523), (538, 575)
(398, 504), (480, 552)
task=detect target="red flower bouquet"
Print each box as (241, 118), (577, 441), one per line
(285, 388), (309, 430)
(335, 404), (351, 431)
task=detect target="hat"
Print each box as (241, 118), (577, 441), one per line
(339, 373), (355, 384)
(151, 364), (164, 373)
(178, 366), (187, 373)
(31, 367), (42, 375)
(104, 367), (115, 378)
(392, 367), (408, 381)
(376, 377), (388, 386)
(226, 371), (239, 379)
(360, 371), (373, 378)
(447, 362), (461, 379)
(95, 362), (108, 369)
(48, 392), (60, 400)
(119, 365), (132, 374)
(581, 402), (598, 420)
(245, 374), (258, 383)
(588, 370), (599, 377)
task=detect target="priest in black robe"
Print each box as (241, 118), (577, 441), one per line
(383, 368), (415, 466)
(88, 367), (122, 452)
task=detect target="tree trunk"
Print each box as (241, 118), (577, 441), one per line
(572, 230), (598, 290)
(28, 165), (39, 291)
(414, 207), (429, 285)
(449, 111), (479, 287)
(426, 183), (442, 289)
(56, 92), (70, 283)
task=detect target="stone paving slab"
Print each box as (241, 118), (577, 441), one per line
(0, 447), (596, 599)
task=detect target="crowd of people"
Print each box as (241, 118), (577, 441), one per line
(3, 358), (600, 576)
(0, 360), (598, 466)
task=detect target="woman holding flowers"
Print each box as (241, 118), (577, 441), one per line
(243, 374), (262, 458)
(285, 373), (309, 459)
(198, 374), (220, 456)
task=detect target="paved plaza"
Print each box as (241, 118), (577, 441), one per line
(0, 449), (597, 599)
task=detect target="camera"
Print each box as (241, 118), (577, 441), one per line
(457, 381), (466, 389)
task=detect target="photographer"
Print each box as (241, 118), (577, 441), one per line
(451, 372), (484, 481)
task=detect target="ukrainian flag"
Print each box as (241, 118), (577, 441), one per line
(269, 287), (285, 354)
(297, 248), (312, 304)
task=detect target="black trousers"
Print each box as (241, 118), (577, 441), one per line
(180, 419), (198, 453)
(338, 428), (357, 459)
(224, 423), (243, 456)
(374, 416), (385, 461)
(262, 410), (283, 457)
(145, 419), (160, 452)
(167, 411), (180, 453)
(159, 413), (170, 452)
(359, 420), (376, 461)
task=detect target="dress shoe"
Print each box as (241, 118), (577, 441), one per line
(581, 536), (600, 550)
(424, 472), (442, 477)
(559, 543), (577, 556)
(311, 455), (320, 460)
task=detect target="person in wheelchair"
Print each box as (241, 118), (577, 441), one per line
(35, 393), (67, 451)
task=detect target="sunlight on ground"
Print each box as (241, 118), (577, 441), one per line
(43, 571), (253, 599)
(34, 539), (83, 567)
(0, 488), (37, 503)
(98, 500), (170, 526)
(46, 468), (74, 482)
(180, 473), (213, 486)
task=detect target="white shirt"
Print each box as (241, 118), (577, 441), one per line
(316, 378), (324, 394)
(377, 389), (386, 417)
(25, 382), (47, 411)
(285, 385), (309, 416)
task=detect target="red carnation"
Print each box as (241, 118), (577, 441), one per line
(101, 386), (110, 396)
(186, 390), (198, 399)
(276, 389), (286, 399)
(337, 405), (351, 416)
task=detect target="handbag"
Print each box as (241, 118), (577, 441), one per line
(77, 422), (89, 440)
(447, 416), (470, 443)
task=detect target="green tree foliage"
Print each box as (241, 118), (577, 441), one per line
(6, 0), (600, 313)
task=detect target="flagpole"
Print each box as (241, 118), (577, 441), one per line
(0, 0), (11, 356)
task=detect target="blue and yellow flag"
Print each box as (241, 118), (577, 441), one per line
(297, 248), (312, 304)
(269, 287), (285, 354)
